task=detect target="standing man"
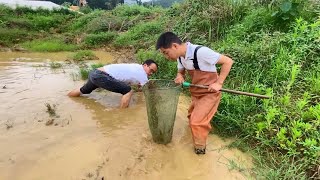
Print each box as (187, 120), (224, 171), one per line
(156, 32), (233, 154)
(68, 59), (158, 108)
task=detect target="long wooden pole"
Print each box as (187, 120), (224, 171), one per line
(189, 84), (270, 99)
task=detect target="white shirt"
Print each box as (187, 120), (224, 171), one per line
(177, 42), (221, 72)
(103, 64), (148, 86)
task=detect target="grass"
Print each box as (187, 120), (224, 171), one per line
(79, 63), (104, 80)
(49, 62), (63, 69)
(113, 20), (164, 49)
(72, 50), (98, 62)
(0, 28), (31, 46)
(45, 103), (56, 117)
(21, 39), (77, 52)
(84, 32), (117, 47)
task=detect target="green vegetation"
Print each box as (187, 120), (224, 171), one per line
(79, 63), (104, 79)
(49, 61), (63, 69)
(22, 39), (77, 52)
(72, 50), (99, 62)
(0, 1), (319, 178)
(84, 32), (117, 47)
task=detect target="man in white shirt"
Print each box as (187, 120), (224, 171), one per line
(68, 59), (158, 108)
(156, 32), (233, 154)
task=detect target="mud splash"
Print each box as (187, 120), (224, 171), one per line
(0, 52), (253, 180)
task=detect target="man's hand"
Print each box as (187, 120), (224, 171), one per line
(174, 73), (185, 84)
(135, 85), (142, 92)
(208, 82), (222, 92)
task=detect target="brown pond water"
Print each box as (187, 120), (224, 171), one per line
(0, 51), (253, 180)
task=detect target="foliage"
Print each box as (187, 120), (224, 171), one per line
(212, 17), (320, 178)
(72, 50), (98, 62)
(112, 4), (152, 17)
(170, 0), (256, 44)
(84, 32), (118, 47)
(21, 39), (77, 52)
(85, 13), (126, 33)
(68, 10), (104, 32)
(270, 0), (318, 31)
(79, 63), (104, 79)
(0, 28), (31, 46)
(113, 20), (164, 48)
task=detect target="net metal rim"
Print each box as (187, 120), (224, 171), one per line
(142, 79), (182, 91)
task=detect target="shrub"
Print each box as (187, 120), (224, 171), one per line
(112, 4), (152, 17)
(72, 50), (98, 62)
(0, 28), (31, 46)
(113, 20), (164, 48)
(84, 32), (117, 47)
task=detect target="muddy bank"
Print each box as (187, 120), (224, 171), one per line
(0, 52), (253, 180)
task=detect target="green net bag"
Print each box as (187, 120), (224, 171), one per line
(142, 79), (181, 144)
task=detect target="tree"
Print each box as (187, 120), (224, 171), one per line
(136, 0), (142, 5)
(47, 0), (124, 9)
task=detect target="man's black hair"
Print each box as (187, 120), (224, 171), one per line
(156, 32), (182, 50)
(143, 59), (158, 68)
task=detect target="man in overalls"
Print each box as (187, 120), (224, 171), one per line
(156, 32), (233, 154)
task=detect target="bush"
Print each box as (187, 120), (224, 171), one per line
(72, 50), (98, 62)
(31, 15), (63, 31)
(213, 17), (320, 178)
(68, 10), (104, 32)
(85, 14), (125, 33)
(84, 32), (117, 47)
(113, 20), (164, 48)
(172, 0), (255, 44)
(112, 4), (152, 17)
(5, 17), (33, 29)
(0, 28), (31, 46)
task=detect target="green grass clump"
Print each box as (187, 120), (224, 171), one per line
(21, 39), (77, 52)
(84, 32), (117, 47)
(72, 50), (98, 62)
(79, 63), (104, 80)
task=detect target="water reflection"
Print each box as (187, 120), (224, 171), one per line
(69, 91), (147, 134)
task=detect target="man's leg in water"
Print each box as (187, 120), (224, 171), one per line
(67, 88), (81, 97)
(68, 71), (98, 97)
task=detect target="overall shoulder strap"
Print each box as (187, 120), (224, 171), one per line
(179, 57), (182, 67)
(192, 46), (203, 70)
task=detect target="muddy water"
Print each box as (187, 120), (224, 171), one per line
(0, 51), (253, 180)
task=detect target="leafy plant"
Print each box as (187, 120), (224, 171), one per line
(72, 50), (98, 62)
(84, 32), (117, 47)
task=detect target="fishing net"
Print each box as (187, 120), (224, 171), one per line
(142, 79), (181, 144)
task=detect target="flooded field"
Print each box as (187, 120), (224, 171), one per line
(0, 51), (253, 180)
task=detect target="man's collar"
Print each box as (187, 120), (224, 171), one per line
(185, 42), (193, 59)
